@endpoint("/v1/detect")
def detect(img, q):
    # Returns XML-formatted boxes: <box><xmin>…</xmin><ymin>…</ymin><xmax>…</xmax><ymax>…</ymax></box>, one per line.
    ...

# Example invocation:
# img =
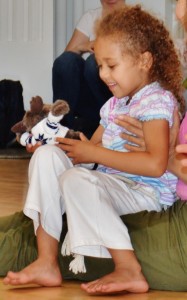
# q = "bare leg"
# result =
<box><xmin>81</xmin><ymin>249</ymin><xmax>149</xmax><ymax>295</ymax></box>
<box><xmin>3</xmin><ymin>225</ymin><xmax>62</xmax><ymax>286</ymax></box>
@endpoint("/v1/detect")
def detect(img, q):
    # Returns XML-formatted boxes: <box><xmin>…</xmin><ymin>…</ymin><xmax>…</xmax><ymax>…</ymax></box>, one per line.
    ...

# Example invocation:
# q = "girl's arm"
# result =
<box><xmin>92</xmin><ymin>119</ymin><xmax>169</xmax><ymax>177</ymax></box>
<box><xmin>115</xmin><ymin>112</ymin><xmax>187</xmax><ymax>182</ymax></box>
<box><xmin>65</xmin><ymin>29</ymin><xmax>94</xmax><ymax>54</ymax></box>
<box><xmin>57</xmin><ymin>119</ymin><xmax>169</xmax><ymax>177</ymax></box>
<box><xmin>90</xmin><ymin>125</ymin><xmax>104</xmax><ymax>146</ymax></box>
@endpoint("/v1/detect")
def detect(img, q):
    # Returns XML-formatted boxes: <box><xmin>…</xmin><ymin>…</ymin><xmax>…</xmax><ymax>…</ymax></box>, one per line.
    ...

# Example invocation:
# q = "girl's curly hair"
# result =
<box><xmin>95</xmin><ymin>5</ymin><xmax>185</xmax><ymax>114</ymax></box>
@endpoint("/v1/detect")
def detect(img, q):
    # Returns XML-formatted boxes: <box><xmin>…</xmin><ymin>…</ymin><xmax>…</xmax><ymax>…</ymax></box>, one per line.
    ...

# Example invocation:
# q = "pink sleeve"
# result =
<box><xmin>179</xmin><ymin>112</ymin><xmax>187</xmax><ymax>144</ymax></box>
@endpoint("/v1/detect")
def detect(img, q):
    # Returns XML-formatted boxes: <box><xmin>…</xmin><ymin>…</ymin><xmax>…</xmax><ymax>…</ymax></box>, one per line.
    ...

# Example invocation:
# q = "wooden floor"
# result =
<box><xmin>1</xmin><ymin>158</ymin><xmax>187</xmax><ymax>299</ymax></box>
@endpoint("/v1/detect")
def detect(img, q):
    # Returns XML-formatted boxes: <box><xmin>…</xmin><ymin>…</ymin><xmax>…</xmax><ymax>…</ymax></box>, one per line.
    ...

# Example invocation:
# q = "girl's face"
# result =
<box><xmin>94</xmin><ymin>36</ymin><xmax>150</xmax><ymax>99</ymax></box>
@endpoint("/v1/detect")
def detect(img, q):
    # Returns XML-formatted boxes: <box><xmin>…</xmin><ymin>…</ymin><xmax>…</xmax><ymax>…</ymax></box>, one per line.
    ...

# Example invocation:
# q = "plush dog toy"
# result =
<box><xmin>11</xmin><ymin>96</ymin><xmax>80</xmax><ymax>146</ymax></box>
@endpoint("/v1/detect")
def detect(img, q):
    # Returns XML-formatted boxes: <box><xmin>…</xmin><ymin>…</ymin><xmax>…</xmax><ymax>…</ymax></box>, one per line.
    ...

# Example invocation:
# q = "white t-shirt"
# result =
<box><xmin>76</xmin><ymin>7</ymin><xmax>102</xmax><ymax>41</ymax></box>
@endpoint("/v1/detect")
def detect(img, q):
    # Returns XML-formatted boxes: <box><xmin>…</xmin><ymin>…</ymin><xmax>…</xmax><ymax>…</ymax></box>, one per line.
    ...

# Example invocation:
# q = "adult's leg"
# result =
<box><xmin>75</xmin><ymin>54</ymin><xmax>112</xmax><ymax>138</ymax></box>
<box><xmin>59</xmin><ymin>168</ymin><xmax>161</xmax><ymax>294</ymax></box>
<box><xmin>52</xmin><ymin>51</ymin><xmax>85</xmax><ymax>128</ymax></box>
<box><xmin>3</xmin><ymin>145</ymin><xmax>73</xmax><ymax>286</ymax></box>
<box><xmin>52</xmin><ymin>51</ymin><xmax>98</xmax><ymax>137</ymax></box>
<box><xmin>84</xmin><ymin>54</ymin><xmax>112</xmax><ymax>109</ymax></box>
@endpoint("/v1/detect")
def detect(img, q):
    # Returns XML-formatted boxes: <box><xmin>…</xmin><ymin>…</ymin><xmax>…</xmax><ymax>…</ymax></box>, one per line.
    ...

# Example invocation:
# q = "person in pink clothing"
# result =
<box><xmin>172</xmin><ymin>0</ymin><xmax>187</xmax><ymax>200</ymax></box>
<box><xmin>176</xmin><ymin>113</ymin><xmax>187</xmax><ymax>199</ymax></box>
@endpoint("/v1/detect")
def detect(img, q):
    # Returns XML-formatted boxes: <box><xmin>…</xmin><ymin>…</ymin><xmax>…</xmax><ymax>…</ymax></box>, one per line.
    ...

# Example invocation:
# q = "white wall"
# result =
<box><xmin>0</xmin><ymin>0</ymin><xmax>54</xmax><ymax>109</ymax></box>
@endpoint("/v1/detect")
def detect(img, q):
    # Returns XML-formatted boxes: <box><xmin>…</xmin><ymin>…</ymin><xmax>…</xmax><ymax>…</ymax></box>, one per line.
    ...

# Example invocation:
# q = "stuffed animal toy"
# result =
<box><xmin>11</xmin><ymin>96</ymin><xmax>80</xmax><ymax>146</ymax></box>
<box><xmin>176</xmin><ymin>112</ymin><xmax>187</xmax><ymax>201</ymax></box>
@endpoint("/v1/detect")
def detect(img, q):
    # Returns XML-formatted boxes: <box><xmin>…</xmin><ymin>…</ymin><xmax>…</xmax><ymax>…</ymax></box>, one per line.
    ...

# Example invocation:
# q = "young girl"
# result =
<box><xmin>3</xmin><ymin>5</ymin><xmax>185</xmax><ymax>295</ymax></box>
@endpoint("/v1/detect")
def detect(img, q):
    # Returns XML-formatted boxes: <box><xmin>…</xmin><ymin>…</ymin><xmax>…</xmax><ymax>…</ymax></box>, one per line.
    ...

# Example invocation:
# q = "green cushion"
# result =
<box><xmin>1</xmin><ymin>201</ymin><xmax>187</xmax><ymax>291</ymax></box>
<box><xmin>122</xmin><ymin>201</ymin><xmax>187</xmax><ymax>291</ymax></box>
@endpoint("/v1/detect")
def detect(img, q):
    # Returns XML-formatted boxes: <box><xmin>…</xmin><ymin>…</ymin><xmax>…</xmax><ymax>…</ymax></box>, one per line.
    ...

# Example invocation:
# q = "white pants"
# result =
<box><xmin>24</xmin><ymin>145</ymin><xmax>162</xmax><ymax>259</ymax></box>
<box><xmin>24</xmin><ymin>145</ymin><xmax>73</xmax><ymax>240</ymax></box>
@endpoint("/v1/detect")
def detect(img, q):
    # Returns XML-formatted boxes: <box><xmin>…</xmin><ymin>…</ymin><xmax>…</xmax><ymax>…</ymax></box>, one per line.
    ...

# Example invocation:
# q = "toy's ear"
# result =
<box><xmin>11</xmin><ymin>121</ymin><xmax>27</xmax><ymax>133</ymax></box>
<box><xmin>30</xmin><ymin>96</ymin><xmax>43</xmax><ymax>114</ymax></box>
<box><xmin>42</xmin><ymin>104</ymin><xmax>52</xmax><ymax>116</ymax></box>
<box><xmin>52</xmin><ymin>99</ymin><xmax>70</xmax><ymax>116</ymax></box>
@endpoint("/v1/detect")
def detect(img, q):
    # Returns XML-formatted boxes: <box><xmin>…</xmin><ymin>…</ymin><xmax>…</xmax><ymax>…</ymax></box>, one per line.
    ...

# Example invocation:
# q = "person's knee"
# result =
<box><xmin>60</xmin><ymin>167</ymin><xmax>88</xmax><ymax>192</ymax></box>
<box><xmin>84</xmin><ymin>54</ymin><xmax>98</xmax><ymax>79</ymax></box>
<box><xmin>32</xmin><ymin>145</ymin><xmax>62</xmax><ymax>163</ymax></box>
<box><xmin>53</xmin><ymin>51</ymin><xmax>84</xmax><ymax>74</ymax></box>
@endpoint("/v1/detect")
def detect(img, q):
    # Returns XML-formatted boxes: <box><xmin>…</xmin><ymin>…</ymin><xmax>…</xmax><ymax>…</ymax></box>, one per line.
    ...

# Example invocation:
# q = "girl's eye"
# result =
<box><xmin>108</xmin><ymin>65</ymin><xmax>115</xmax><ymax>69</ymax></box>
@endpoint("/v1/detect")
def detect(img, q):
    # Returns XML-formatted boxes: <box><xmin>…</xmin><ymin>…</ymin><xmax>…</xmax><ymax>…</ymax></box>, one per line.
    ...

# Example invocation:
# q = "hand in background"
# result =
<box><xmin>114</xmin><ymin>115</ymin><xmax>145</xmax><ymax>152</ymax></box>
<box><xmin>115</xmin><ymin>109</ymin><xmax>180</xmax><ymax>168</ymax></box>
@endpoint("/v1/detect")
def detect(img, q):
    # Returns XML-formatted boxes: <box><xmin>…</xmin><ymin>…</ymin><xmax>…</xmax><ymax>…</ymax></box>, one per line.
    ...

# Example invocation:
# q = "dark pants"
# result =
<box><xmin>52</xmin><ymin>51</ymin><xmax>112</xmax><ymax>138</ymax></box>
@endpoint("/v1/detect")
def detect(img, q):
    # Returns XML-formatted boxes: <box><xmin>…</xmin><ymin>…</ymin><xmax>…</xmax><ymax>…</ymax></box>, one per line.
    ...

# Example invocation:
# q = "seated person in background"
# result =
<box><xmin>52</xmin><ymin>0</ymin><xmax>125</xmax><ymax>138</ymax></box>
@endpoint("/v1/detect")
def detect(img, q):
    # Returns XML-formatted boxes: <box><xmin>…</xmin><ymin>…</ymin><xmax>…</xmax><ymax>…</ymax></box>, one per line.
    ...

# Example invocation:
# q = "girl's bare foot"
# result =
<box><xmin>81</xmin><ymin>267</ymin><xmax>149</xmax><ymax>295</ymax></box>
<box><xmin>3</xmin><ymin>258</ymin><xmax>62</xmax><ymax>286</ymax></box>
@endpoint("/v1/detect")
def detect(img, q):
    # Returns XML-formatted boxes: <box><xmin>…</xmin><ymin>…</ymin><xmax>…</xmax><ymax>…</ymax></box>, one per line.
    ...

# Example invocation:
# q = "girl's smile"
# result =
<box><xmin>107</xmin><ymin>82</ymin><xmax>117</xmax><ymax>91</ymax></box>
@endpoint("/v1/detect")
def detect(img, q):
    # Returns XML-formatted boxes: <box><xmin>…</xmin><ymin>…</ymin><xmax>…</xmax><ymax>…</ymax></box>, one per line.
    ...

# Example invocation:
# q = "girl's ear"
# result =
<box><xmin>140</xmin><ymin>51</ymin><xmax>153</xmax><ymax>71</ymax></box>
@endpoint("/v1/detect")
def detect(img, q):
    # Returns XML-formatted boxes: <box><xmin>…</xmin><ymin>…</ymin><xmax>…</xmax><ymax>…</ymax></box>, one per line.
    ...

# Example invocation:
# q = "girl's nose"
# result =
<box><xmin>99</xmin><ymin>67</ymin><xmax>108</xmax><ymax>82</ymax></box>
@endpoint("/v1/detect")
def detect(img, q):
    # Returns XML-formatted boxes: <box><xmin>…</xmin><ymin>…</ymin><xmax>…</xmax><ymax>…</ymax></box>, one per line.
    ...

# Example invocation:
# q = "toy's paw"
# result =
<box><xmin>20</xmin><ymin>132</ymin><xmax>37</xmax><ymax>147</ymax></box>
<box><xmin>11</xmin><ymin>121</ymin><xmax>27</xmax><ymax>134</ymax></box>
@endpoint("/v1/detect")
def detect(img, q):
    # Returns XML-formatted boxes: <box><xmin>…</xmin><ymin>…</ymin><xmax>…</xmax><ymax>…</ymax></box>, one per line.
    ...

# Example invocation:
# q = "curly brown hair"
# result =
<box><xmin>95</xmin><ymin>5</ymin><xmax>185</xmax><ymax>114</ymax></box>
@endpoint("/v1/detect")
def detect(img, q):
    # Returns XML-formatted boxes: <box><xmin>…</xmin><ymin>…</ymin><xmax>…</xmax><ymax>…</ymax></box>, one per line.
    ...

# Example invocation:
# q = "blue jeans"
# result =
<box><xmin>52</xmin><ymin>51</ymin><xmax>112</xmax><ymax>137</ymax></box>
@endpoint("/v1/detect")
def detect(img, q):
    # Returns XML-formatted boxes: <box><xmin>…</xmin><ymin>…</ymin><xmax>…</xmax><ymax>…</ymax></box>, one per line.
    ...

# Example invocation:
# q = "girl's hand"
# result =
<box><xmin>114</xmin><ymin>115</ymin><xmax>146</xmax><ymax>151</ymax></box>
<box><xmin>56</xmin><ymin>134</ymin><xmax>95</xmax><ymax>165</ymax></box>
<box><xmin>26</xmin><ymin>142</ymin><xmax>42</xmax><ymax>153</ymax></box>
